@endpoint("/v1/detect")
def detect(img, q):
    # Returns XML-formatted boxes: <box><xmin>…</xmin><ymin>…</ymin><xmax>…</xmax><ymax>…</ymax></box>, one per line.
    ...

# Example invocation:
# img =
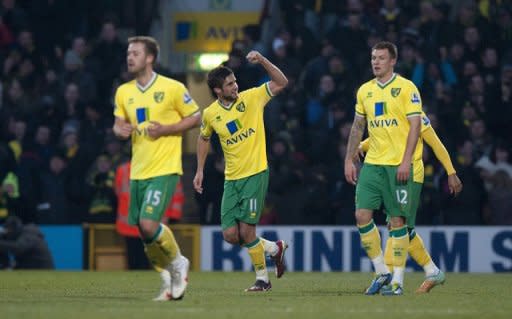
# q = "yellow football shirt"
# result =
<box><xmin>114</xmin><ymin>73</ymin><xmax>199</xmax><ymax>179</ymax></box>
<box><xmin>200</xmin><ymin>82</ymin><xmax>273</xmax><ymax>180</ymax></box>
<box><xmin>360</xmin><ymin>111</ymin><xmax>431</xmax><ymax>182</ymax></box>
<box><xmin>355</xmin><ymin>73</ymin><xmax>423</xmax><ymax>166</ymax></box>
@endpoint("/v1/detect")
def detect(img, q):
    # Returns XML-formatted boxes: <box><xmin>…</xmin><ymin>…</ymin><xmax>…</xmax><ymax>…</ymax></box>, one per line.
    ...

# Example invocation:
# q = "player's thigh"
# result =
<box><xmin>221</xmin><ymin>180</ymin><xmax>241</xmax><ymax>230</ymax></box>
<box><xmin>406</xmin><ymin>182</ymin><xmax>423</xmax><ymax>227</ymax></box>
<box><xmin>382</xmin><ymin>165</ymin><xmax>414</xmax><ymax>219</ymax></box>
<box><xmin>356</xmin><ymin>164</ymin><xmax>385</xmax><ymax>211</ymax></box>
<box><xmin>236</xmin><ymin>169</ymin><xmax>269</xmax><ymax>226</ymax></box>
<box><xmin>138</xmin><ymin>174</ymin><xmax>179</xmax><ymax>223</ymax></box>
<box><xmin>128</xmin><ymin>179</ymin><xmax>144</xmax><ymax>225</ymax></box>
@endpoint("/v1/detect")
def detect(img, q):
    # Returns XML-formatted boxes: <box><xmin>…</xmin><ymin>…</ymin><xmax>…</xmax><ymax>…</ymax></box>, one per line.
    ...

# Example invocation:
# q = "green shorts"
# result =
<box><xmin>128</xmin><ymin>174</ymin><xmax>179</xmax><ymax>225</ymax></box>
<box><xmin>220</xmin><ymin>169</ymin><xmax>269</xmax><ymax>230</ymax></box>
<box><xmin>356</xmin><ymin>163</ymin><xmax>420</xmax><ymax>221</ymax></box>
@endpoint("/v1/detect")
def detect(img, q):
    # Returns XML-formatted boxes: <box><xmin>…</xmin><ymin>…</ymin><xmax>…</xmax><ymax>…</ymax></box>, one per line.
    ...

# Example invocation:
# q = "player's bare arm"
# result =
<box><xmin>397</xmin><ymin>115</ymin><xmax>421</xmax><ymax>183</ymax></box>
<box><xmin>344</xmin><ymin>115</ymin><xmax>366</xmax><ymax>185</ymax></box>
<box><xmin>147</xmin><ymin>112</ymin><xmax>201</xmax><ymax>139</ymax></box>
<box><xmin>193</xmin><ymin>135</ymin><xmax>211</xmax><ymax>194</ymax></box>
<box><xmin>113</xmin><ymin>117</ymin><xmax>133</xmax><ymax>139</ymax></box>
<box><xmin>246</xmin><ymin>50</ymin><xmax>288</xmax><ymax>96</ymax></box>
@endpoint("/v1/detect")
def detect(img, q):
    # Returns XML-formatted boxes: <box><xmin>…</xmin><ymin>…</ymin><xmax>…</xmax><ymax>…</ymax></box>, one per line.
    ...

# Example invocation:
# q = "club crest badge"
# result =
<box><xmin>154</xmin><ymin>91</ymin><xmax>164</xmax><ymax>103</ymax></box>
<box><xmin>236</xmin><ymin>102</ymin><xmax>246</xmax><ymax>112</ymax></box>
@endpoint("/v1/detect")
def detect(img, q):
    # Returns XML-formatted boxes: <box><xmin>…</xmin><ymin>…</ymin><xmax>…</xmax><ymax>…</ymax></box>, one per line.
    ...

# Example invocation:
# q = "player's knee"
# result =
<box><xmin>222</xmin><ymin>229</ymin><xmax>239</xmax><ymax>245</ymax></box>
<box><xmin>139</xmin><ymin>220</ymin><xmax>160</xmax><ymax>240</ymax></box>
<box><xmin>389</xmin><ymin>216</ymin><xmax>406</xmax><ymax>228</ymax></box>
<box><xmin>355</xmin><ymin>209</ymin><xmax>373</xmax><ymax>225</ymax></box>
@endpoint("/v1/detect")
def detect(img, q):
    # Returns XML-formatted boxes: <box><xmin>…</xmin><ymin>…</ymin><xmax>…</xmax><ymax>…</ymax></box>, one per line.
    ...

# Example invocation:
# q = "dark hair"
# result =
<box><xmin>490</xmin><ymin>140</ymin><xmax>511</xmax><ymax>164</ymax></box>
<box><xmin>372</xmin><ymin>41</ymin><xmax>398</xmax><ymax>59</ymax></box>
<box><xmin>207</xmin><ymin>66</ymin><xmax>234</xmax><ymax>96</ymax></box>
<box><xmin>128</xmin><ymin>36</ymin><xmax>159</xmax><ymax>63</ymax></box>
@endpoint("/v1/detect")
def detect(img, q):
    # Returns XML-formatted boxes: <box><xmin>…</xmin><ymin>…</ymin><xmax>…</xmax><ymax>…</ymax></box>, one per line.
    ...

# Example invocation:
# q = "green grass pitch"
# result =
<box><xmin>1</xmin><ymin>271</ymin><xmax>511</xmax><ymax>318</ymax></box>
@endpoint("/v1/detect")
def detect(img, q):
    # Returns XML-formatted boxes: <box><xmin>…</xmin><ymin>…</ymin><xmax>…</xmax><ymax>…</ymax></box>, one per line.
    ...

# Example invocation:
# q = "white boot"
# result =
<box><xmin>152</xmin><ymin>270</ymin><xmax>172</xmax><ymax>301</ymax></box>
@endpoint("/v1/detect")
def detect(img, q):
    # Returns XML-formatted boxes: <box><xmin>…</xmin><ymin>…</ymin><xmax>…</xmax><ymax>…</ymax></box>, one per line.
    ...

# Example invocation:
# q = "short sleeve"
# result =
<box><xmin>355</xmin><ymin>87</ymin><xmax>366</xmax><ymax>117</ymax></box>
<box><xmin>114</xmin><ymin>87</ymin><xmax>127</xmax><ymax>119</ymax></box>
<box><xmin>244</xmin><ymin>82</ymin><xmax>272</xmax><ymax>108</ymax></box>
<box><xmin>199</xmin><ymin>111</ymin><xmax>213</xmax><ymax>138</ymax></box>
<box><xmin>405</xmin><ymin>83</ymin><xmax>422</xmax><ymax>117</ymax></box>
<box><xmin>175</xmin><ymin>84</ymin><xmax>200</xmax><ymax>118</ymax></box>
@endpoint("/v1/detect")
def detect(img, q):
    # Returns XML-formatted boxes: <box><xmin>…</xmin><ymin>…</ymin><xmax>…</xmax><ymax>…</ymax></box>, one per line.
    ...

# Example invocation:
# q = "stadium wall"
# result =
<box><xmin>40</xmin><ymin>226</ymin><xmax>83</xmax><ymax>270</ymax></box>
<box><xmin>201</xmin><ymin>226</ymin><xmax>512</xmax><ymax>273</ymax></box>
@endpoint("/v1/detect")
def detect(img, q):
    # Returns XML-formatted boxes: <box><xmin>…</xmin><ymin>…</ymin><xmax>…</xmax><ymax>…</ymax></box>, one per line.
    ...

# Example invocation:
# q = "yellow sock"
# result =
<box><xmin>143</xmin><ymin>224</ymin><xmax>180</xmax><ymax>271</ymax></box>
<box><xmin>408</xmin><ymin>232</ymin><xmax>432</xmax><ymax>267</ymax></box>
<box><xmin>144</xmin><ymin>241</ymin><xmax>169</xmax><ymax>272</ymax></box>
<box><xmin>391</xmin><ymin>226</ymin><xmax>409</xmax><ymax>268</ymax></box>
<box><xmin>157</xmin><ymin>224</ymin><xmax>180</xmax><ymax>262</ymax></box>
<box><xmin>359</xmin><ymin>220</ymin><xmax>389</xmax><ymax>274</ymax></box>
<box><xmin>384</xmin><ymin>236</ymin><xmax>393</xmax><ymax>272</ymax></box>
<box><xmin>358</xmin><ymin>220</ymin><xmax>382</xmax><ymax>259</ymax></box>
<box><xmin>245</xmin><ymin>238</ymin><xmax>268</xmax><ymax>282</ymax></box>
<box><xmin>390</xmin><ymin>226</ymin><xmax>409</xmax><ymax>285</ymax></box>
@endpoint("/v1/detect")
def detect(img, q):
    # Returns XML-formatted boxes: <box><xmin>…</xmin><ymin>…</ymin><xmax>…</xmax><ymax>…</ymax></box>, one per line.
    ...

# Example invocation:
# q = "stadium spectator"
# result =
<box><xmin>36</xmin><ymin>152</ymin><xmax>76</xmax><ymax>224</ymax></box>
<box><xmin>0</xmin><ymin>215</ymin><xmax>54</xmax><ymax>269</ymax></box>
<box><xmin>85</xmin><ymin>154</ymin><xmax>116</xmax><ymax>224</ymax></box>
<box><xmin>484</xmin><ymin>170</ymin><xmax>512</xmax><ymax>225</ymax></box>
<box><xmin>92</xmin><ymin>20</ymin><xmax>124</xmax><ymax>100</ymax></box>
<box><xmin>442</xmin><ymin>140</ymin><xmax>486</xmax><ymax>225</ymax></box>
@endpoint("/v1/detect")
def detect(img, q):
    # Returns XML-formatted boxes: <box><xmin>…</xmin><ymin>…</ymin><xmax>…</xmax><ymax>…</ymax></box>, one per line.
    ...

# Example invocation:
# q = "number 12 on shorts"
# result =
<box><xmin>396</xmin><ymin>189</ymin><xmax>408</xmax><ymax>204</ymax></box>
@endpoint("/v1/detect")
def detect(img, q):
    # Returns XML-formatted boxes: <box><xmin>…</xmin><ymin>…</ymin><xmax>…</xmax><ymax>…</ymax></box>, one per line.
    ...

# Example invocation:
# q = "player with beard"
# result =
<box><xmin>113</xmin><ymin>36</ymin><xmax>200</xmax><ymax>301</ymax></box>
<box><xmin>193</xmin><ymin>52</ymin><xmax>288</xmax><ymax>292</ymax></box>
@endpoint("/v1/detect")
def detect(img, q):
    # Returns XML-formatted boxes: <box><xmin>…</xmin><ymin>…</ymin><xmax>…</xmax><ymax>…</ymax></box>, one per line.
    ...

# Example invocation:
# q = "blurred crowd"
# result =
<box><xmin>198</xmin><ymin>0</ymin><xmax>512</xmax><ymax>226</ymax></box>
<box><xmin>0</xmin><ymin>0</ymin><xmax>161</xmax><ymax>225</ymax></box>
<box><xmin>1</xmin><ymin>0</ymin><xmax>511</xmax><ymax>228</ymax></box>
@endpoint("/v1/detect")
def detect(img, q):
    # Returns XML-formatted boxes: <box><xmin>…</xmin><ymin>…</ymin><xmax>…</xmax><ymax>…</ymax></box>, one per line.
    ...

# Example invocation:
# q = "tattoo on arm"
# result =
<box><xmin>345</xmin><ymin>116</ymin><xmax>366</xmax><ymax>162</ymax></box>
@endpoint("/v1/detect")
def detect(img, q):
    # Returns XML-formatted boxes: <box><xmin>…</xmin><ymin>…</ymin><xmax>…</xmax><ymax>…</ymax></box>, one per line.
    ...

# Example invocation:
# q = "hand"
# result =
<box><xmin>447</xmin><ymin>174</ymin><xmax>463</xmax><ymax>196</ymax></box>
<box><xmin>193</xmin><ymin>171</ymin><xmax>204</xmax><ymax>194</ymax></box>
<box><xmin>357</xmin><ymin>144</ymin><xmax>365</xmax><ymax>160</ymax></box>
<box><xmin>397</xmin><ymin>161</ymin><xmax>411</xmax><ymax>184</ymax></box>
<box><xmin>246</xmin><ymin>50</ymin><xmax>264</xmax><ymax>64</ymax></box>
<box><xmin>114</xmin><ymin>121</ymin><xmax>133</xmax><ymax>139</ymax></box>
<box><xmin>344</xmin><ymin>160</ymin><xmax>358</xmax><ymax>185</ymax></box>
<box><xmin>147</xmin><ymin>121</ymin><xmax>166</xmax><ymax>139</ymax></box>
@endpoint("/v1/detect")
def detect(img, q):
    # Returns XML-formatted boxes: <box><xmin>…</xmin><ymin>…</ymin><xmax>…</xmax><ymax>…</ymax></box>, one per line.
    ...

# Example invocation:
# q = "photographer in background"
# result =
<box><xmin>0</xmin><ymin>216</ymin><xmax>54</xmax><ymax>269</ymax></box>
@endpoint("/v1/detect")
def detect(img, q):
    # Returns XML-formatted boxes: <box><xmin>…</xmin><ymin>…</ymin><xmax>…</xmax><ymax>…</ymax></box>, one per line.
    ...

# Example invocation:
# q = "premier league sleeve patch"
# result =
<box><xmin>411</xmin><ymin>92</ymin><xmax>421</xmax><ymax>104</ymax></box>
<box><xmin>184</xmin><ymin>92</ymin><xmax>193</xmax><ymax>104</ymax></box>
<box><xmin>422</xmin><ymin>115</ymin><xmax>431</xmax><ymax>126</ymax></box>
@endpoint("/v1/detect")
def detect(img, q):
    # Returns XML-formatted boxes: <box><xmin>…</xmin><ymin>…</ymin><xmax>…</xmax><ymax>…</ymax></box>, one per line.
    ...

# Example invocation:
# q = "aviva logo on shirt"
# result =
<box><xmin>374</xmin><ymin>102</ymin><xmax>387</xmax><ymax>117</ymax></box>
<box><xmin>136</xmin><ymin>107</ymin><xmax>150</xmax><ymax>124</ymax></box>
<box><xmin>225</xmin><ymin>119</ymin><xmax>255</xmax><ymax>145</ymax></box>
<box><xmin>370</xmin><ymin>102</ymin><xmax>398</xmax><ymax>128</ymax></box>
<box><xmin>226</xmin><ymin>119</ymin><xmax>242</xmax><ymax>135</ymax></box>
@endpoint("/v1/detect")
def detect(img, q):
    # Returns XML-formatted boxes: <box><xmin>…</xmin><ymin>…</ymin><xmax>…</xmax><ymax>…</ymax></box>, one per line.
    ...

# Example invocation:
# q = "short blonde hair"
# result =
<box><xmin>128</xmin><ymin>36</ymin><xmax>160</xmax><ymax>63</ymax></box>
